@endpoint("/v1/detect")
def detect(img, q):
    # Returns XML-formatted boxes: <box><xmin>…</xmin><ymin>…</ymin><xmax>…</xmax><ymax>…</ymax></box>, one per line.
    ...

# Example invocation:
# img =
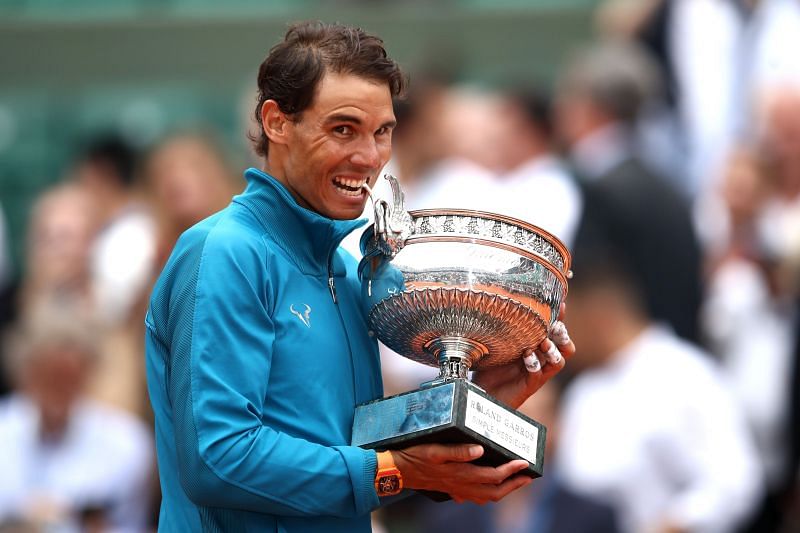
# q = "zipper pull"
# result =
<box><xmin>328</xmin><ymin>276</ymin><xmax>338</xmax><ymax>304</ymax></box>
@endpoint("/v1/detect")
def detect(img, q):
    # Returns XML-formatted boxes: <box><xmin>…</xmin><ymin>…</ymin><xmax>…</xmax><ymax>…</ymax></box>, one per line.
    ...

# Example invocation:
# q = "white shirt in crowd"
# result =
<box><xmin>410</xmin><ymin>155</ymin><xmax>581</xmax><ymax>247</ymax></box>
<box><xmin>0</xmin><ymin>394</ymin><xmax>154</xmax><ymax>532</ymax></box>
<box><xmin>556</xmin><ymin>325</ymin><xmax>763</xmax><ymax>533</ymax></box>
<box><xmin>489</xmin><ymin>155</ymin><xmax>582</xmax><ymax>248</ymax></box>
<box><xmin>90</xmin><ymin>204</ymin><xmax>156</xmax><ymax>326</ymax></box>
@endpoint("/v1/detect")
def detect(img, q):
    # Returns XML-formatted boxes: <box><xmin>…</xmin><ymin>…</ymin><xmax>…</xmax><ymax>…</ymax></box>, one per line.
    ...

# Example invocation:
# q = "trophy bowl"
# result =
<box><xmin>360</xmin><ymin>208</ymin><xmax>572</xmax><ymax>377</ymax></box>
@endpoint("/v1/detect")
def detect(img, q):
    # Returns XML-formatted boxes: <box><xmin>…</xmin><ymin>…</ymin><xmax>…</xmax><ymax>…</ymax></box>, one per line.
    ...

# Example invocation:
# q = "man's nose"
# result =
<box><xmin>350</xmin><ymin>137</ymin><xmax>382</xmax><ymax>168</ymax></box>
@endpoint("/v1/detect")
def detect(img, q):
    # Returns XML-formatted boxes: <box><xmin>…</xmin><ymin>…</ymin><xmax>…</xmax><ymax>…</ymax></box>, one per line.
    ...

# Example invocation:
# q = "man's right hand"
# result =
<box><xmin>388</xmin><ymin>444</ymin><xmax>532</xmax><ymax>504</ymax></box>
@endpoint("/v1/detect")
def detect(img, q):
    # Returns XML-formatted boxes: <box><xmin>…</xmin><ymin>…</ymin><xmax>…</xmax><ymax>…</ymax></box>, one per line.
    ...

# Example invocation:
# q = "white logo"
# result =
<box><xmin>289</xmin><ymin>304</ymin><xmax>312</xmax><ymax>328</ymax></box>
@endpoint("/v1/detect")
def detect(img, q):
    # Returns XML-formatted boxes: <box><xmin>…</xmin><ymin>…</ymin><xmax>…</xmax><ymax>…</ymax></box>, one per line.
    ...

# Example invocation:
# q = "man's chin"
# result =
<box><xmin>329</xmin><ymin>210</ymin><xmax>366</xmax><ymax>221</ymax></box>
<box><xmin>327</xmin><ymin>199</ymin><xmax>369</xmax><ymax>221</ymax></box>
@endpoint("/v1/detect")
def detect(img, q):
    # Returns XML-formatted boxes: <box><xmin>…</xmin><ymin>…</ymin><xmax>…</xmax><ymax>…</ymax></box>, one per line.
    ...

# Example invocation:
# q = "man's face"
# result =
<box><xmin>558</xmin><ymin>289</ymin><xmax>609</xmax><ymax>372</ymax></box>
<box><xmin>277</xmin><ymin>72</ymin><xmax>396</xmax><ymax>220</ymax></box>
<box><xmin>22</xmin><ymin>345</ymin><xmax>90</xmax><ymax>436</ymax></box>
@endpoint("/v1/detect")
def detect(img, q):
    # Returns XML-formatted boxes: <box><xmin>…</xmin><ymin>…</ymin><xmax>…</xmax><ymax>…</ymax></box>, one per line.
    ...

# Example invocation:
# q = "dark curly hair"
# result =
<box><xmin>249</xmin><ymin>20</ymin><xmax>407</xmax><ymax>157</ymax></box>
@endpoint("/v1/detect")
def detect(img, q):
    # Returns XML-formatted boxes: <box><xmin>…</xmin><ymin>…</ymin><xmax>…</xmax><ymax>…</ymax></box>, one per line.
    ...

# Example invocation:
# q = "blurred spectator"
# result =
<box><xmin>72</xmin><ymin>135</ymin><xmax>156</xmax><ymax>327</ymax></box>
<box><xmin>556</xmin><ymin>41</ymin><xmax>704</xmax><ymax>344</ymax></box>
<box><xmin>386</xmin><ymin>79</ymin><xmax>451</xmax><ymax>197</ymax></box>
<box><xmin>597</xmin><ymin>0</ymin><xmax>747</xmax><ymax>196</ymax></box>
<box><xmin>754</xmin><ymin>86</ymin><xmax>800</xmax><ymax>280</ymax></box>
<box><xmin>0</xmin><ymin>305</ymin><xmax>153</xmax><ymax>532</ymax></box>
<box><xmin>699</xmin><ymin>93</ymin><xmax>800</xmax><ymax>532</ymax></box>
<box><xmin>695</xmin><ymin>146</ymin><xmax>774</xmax><ymax>264</ymax></box>
<box><xmin>556</xmin><ymin>251</ymin><xmax>762</xmax><ymax>533</ymax></box>
<box><xmin>143</xmin><ymin>132</ymin><xmax>243</xmax><ymax>268</ymax></box>
<box><xmin>697</xmin><ymin>77</ymin><xmax>800</xmax><ymax>533</ymax></box>
<box><xmin>485</xmin><ymin>89</ymin><xmax>582</xmax><ymax>247</ymax></box>
<box><xmin>18</xmin><ymin>184</ymin><xmax>97</xmax><ymax>321</ymax></box>
<box><xmin>406</xmin><ymin>85</ymin><xmax>506</xmax><ymax>211</ymax></box>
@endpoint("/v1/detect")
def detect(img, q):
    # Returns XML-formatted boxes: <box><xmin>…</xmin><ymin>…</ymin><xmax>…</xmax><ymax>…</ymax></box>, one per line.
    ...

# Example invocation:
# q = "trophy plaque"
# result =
<box><xmin>352</xmin><ymin>176</ymin><xmax>572</xmax><ymax>495</ymax></box>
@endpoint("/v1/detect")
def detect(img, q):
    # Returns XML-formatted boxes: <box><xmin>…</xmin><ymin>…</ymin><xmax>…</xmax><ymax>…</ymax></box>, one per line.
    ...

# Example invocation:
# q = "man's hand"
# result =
<box><xmin>472</xmin><ymin>303</ymin><xmax>575</xmax><ymax>408</ymax></box>
<box><xmin>390</xmin><ymin>444</ymin><xmax>532</xmax><ymax>504</ymax></box>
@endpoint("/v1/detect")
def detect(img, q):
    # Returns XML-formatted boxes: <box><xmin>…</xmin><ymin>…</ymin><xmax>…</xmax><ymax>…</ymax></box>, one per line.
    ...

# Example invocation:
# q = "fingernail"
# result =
<box><xmin>523</xmin><ymin>352</ymin><xmax>542</xmax><ymax>373</ymax></box>
<box><xmin>469</xmin><ymin>445</ymin><xmax>484</xmax><ymax>458</ymax></box>
<box><xmin>550</xmin><ymin>321</ymin><xmax>571</xmax><ymax>346</ymax></box>
<box><xmin>544</xmin><ymin>341</ymin><xmax>562</xmax><ymax>365</ymax></box>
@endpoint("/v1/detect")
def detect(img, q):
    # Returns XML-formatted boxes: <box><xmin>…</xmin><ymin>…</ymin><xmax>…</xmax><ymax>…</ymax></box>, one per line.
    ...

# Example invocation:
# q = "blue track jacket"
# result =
<box><xmin>145</xmin><ymin>168</ymin><xmax>384</xmax><ymax>532</ymax></box>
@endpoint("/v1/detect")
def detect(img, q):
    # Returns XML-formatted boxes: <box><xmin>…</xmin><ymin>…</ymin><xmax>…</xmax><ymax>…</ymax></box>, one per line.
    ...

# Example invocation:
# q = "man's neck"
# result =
<box><xmin>603</xmin><ymin>318</ymin><xmax>650</xmax><ymax>365</ymax></box>
<box><xmin>94</xmin><ymin>189</ymin><xmax>130</xmax><ymax>226</ymax></box>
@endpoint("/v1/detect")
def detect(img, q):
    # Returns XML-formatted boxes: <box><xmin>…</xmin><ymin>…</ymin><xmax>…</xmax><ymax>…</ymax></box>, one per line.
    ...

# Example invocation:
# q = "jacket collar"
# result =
<box><xmin>233</xmin><ymin>168</ymin><xmax>366</xmax><ymax>274</ymax></box>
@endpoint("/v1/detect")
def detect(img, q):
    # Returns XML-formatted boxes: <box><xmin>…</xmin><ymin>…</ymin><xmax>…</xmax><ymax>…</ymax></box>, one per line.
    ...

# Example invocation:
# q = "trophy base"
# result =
<box><xmin>352</xmin><ymin>379</ymin><xmax>546</xmax><ymax>501</ymax></box>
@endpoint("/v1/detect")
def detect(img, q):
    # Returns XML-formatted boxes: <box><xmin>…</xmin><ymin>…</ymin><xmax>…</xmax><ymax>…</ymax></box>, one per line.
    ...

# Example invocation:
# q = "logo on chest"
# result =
<box><xmin>289</xmin><ymin>303</ymin><xmax>312</xmax><ymax>328</ymax></box>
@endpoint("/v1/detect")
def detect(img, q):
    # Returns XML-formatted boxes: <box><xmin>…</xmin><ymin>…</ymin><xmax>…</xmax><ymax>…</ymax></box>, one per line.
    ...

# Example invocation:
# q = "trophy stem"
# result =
<box><xmin>425</xmin><ymin>337</ymin><xmax>488</xmax><ymax>380</ymax></box>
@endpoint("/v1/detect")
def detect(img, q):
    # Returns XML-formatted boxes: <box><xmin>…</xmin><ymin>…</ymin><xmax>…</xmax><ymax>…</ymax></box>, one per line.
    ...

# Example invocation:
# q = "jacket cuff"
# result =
<box><xmin>337</xmin><ymin>446</ymin><xmax>380</xmax><ymax>516</ymax></box>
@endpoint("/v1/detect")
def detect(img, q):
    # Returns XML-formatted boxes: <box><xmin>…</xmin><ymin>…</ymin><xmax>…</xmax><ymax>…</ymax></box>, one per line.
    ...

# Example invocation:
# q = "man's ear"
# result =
<box><xmin>261</xmin><ymin>100</ymin><xmax>291</xmax><ymax>146</ymax></box>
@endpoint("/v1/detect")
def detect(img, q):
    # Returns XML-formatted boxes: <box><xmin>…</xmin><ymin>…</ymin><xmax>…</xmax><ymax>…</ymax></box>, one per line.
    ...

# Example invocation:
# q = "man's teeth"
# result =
<box><xmin>333</xmin><ymin>177</ymin><xmax>367</xmax><ymax>196</ymax></box>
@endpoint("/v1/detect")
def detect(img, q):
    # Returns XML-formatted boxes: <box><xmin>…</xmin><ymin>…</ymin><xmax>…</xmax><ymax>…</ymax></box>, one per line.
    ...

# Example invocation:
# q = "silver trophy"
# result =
<box><xmin>351</xmin><ymin>175</ymin><xmax>572</xmax><ymax>493</ymax></box>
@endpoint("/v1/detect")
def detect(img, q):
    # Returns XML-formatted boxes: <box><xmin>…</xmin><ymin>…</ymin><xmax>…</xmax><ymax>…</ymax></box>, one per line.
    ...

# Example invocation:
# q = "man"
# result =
<box><xmin>555</xmin><ymin>250</ymin><xmax>761</xmax><ymax>533</ymax></box>
<box><xmin>0</xmin><ymin>306</ymin><xmax>153</xmax><ymax>531</ymax></box>
<box><xmin>145</xmin><ymin>21</ymin><xmax>573</xmax><ymax>532</ymax></box>
<box><xmin>73</xmin><ymin>135</ymin><xmax>157</xmax><ymax>326</ymax></box>
<box><xmin>489</xmin><ymin>89</ymin><xmax>582</xmax><ymax>247</ymax></box>
<box><xmin>555</xmin><ymin>41</ymin><xmax>703</xmax><ymax>344</ymax></box>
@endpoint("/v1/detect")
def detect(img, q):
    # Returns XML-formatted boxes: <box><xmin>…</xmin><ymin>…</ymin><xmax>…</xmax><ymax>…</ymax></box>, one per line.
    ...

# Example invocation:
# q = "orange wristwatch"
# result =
<box><xmin>374</xmin><ymin>451</ymin><xmax>403</xmax><ymax>497</ymax></box>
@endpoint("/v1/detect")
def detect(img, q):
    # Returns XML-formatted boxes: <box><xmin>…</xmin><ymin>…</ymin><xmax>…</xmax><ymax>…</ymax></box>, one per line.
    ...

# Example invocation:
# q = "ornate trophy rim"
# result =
<box><xmin>407</xmin><ymin>208</ymin><xmax>572</xmax><ymax>276</ymax></box>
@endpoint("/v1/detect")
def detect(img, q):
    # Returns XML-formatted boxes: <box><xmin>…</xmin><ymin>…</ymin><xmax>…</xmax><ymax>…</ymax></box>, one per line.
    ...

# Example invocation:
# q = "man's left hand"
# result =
<box><xmin>472</xmin><ymin>303</ymin><xmax>575</xmax><ymax>408</ymax></box>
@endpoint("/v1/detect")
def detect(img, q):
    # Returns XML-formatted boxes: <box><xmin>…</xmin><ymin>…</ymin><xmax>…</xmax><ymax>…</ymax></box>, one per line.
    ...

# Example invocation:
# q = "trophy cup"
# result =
<box><xmin>351</xmin><ymin>175</ymin><xmax>572</xmax><ymax>493</ymax></box>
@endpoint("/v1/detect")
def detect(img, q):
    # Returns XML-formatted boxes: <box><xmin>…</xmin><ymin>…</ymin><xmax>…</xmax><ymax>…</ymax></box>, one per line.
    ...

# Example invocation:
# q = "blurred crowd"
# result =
<box><xmin>0</xmin><ymin>132</ymin><xmax>243</xmax><ymax>531</ymax></box>
<box><xmin>1</xmin><ymin>0</ymin><xmax>800</xmax><ymax>531</ymax></box>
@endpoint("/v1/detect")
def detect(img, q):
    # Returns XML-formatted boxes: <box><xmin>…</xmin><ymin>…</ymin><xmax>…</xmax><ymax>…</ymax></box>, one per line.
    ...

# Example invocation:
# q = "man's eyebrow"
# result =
<box><xmin>325</xmin><ymin>114</ymin><xmax>397</xmax><ymax>130</ymax></box>
<box><xmin>325</xmin><ymin>113</ymin><xmax>362</xmax><ymax>125</ymax></box>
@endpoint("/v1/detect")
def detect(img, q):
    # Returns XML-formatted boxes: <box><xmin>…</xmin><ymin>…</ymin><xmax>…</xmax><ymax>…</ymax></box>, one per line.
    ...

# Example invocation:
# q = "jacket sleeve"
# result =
<box><xmin>167</xmin><ymin>228</ymin><xmax>380</xmax><ymax>518</ymax></box>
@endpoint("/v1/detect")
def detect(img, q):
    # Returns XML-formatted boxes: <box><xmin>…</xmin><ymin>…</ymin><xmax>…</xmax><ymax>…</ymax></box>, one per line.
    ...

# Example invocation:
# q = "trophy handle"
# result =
<box><xmin>367</xmin><ymin>174</ymin><xmax>414</xmax><ymax>258</ymax></box>
<box><xmin>358</xmin><ymin>175</ymin><xmax>413</xmax><ymax>286</ymax></box>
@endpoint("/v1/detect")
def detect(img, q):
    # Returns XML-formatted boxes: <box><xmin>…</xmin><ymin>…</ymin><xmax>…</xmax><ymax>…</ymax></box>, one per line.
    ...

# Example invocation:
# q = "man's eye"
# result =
<box><xmin>376</xmin><ymin>127</ymin><xmax>390</xmax><ymax>136</ymax></box>
<box><xmin>333</xmin><ymin>125</ymin><xmax>353</xmax><ymax>135</ymax></box>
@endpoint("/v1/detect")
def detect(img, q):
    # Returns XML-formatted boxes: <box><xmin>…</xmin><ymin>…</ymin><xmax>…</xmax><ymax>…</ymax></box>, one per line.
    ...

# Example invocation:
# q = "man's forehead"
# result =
<box><xmin>312</xmin><ymin>72</ymin><xmax>394</xmax><ymax>119</ymax></box>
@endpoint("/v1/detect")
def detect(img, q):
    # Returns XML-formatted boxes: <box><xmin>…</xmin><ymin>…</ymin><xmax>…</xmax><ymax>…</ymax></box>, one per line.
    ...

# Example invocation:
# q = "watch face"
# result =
<box><xmin>378</xmin><ymin>475</ymin><xmax>400</xmax><ymax>494</ymax></box>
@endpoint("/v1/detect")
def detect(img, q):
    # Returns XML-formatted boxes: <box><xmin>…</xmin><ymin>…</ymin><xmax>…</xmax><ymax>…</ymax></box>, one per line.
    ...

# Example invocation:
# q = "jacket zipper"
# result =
<box><xmin>328</xmin><ymin>274</ymin><xmax>338</xmax><ymax>304</ymax></box>
<box><xmin>327</xmin><ymin>238</ymin><xmax>338</xmax><ymax>304</ymax></box>
<box><xmin>328</xmin><ymin>249</ymin><xmax>358</xmax><ymax>399</ymax></box>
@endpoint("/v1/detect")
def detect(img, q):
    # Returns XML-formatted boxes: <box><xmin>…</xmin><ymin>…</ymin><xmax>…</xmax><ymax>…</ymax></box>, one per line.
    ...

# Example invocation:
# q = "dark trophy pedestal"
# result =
<box><xmin>352</xmin><ymin>378</ymin><xmax>546</xmax><ymax>500</ymax></box>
